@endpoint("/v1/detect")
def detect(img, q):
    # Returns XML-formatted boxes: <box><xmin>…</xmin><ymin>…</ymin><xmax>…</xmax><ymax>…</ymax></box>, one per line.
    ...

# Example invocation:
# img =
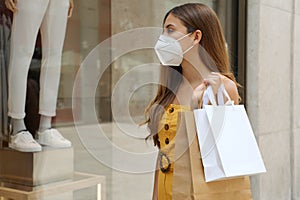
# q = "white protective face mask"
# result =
<box><xmin>154</xmin><ymin>33</ymin><xmax>195</xmax><ymax>66</ymax></box>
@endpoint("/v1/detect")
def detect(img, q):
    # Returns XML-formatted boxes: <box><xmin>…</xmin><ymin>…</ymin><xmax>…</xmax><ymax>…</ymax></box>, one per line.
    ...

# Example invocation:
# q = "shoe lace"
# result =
<box><xmin>51</xmin><ymin>129</ymin><xmax>65</xmax><ymax>140</ymax></box>
<box><xmin>20</xmin><ymin>132</ymin><xmax>35</xmax><ymax>143</ymax></box>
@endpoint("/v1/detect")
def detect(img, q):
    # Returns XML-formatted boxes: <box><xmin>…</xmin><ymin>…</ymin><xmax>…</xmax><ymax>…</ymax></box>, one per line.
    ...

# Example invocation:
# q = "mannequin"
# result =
<box><xmin>5</xmin><ymin>0</ymin><xmax>74</xmax><ymax>152</ymax></box>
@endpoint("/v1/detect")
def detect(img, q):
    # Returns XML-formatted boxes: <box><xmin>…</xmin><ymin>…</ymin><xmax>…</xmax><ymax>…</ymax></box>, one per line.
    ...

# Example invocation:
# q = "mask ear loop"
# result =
<box><xmin>177</xmin><ymin>32</ymin><xmax>196</xmax><ymax>55</ymax></box>
<box><xmin>183</xmin><ymin>43</ymin><xmax>195</xmax><ymax>54</ymax></box>
<box><xmin>177</xmin><ymin>32</ymin><xmax>192</xmax><ymax>41</ymax></box>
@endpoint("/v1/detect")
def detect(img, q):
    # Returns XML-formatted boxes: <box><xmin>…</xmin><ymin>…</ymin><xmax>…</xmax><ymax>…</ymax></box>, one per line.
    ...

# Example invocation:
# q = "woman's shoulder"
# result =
<box><xmin>222</xmin><ymin>76</ymin><xmax>239</xmax><ymax>104</ymax></box>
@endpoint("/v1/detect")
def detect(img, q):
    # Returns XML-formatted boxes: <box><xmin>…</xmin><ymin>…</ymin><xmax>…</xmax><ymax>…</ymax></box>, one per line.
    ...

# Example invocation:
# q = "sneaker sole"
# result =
<box><xmin>37</xmin><ymin>139</ymin><xmax>72</xmax><ymax>148</ymax></box>
<box><xmin>9</xmin><ymin>143</ymin><xmax>42</xmax><ymax>152</ymax></box>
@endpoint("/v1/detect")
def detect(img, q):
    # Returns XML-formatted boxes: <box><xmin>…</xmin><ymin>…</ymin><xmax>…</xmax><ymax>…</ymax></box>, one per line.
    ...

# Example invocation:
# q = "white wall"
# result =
<box><xmin>247</xmin><ymin>0</ymin><xmax>300</xmax><ymax>199</ymax></box>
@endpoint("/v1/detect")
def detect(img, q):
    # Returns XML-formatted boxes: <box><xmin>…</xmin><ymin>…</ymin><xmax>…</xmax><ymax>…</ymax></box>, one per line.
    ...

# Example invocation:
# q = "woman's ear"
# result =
<box><xmin>193</xmin><ymin>30</ymin><xmax>202</xmax><ymax>44</ymax></box>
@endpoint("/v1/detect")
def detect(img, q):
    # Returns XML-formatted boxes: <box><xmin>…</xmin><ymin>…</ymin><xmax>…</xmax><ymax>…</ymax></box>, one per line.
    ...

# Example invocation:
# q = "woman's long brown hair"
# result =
<box><xmin>144</xmin><ymin>3</ymin><xmax>238</xmax><ymax>148</ymax></box>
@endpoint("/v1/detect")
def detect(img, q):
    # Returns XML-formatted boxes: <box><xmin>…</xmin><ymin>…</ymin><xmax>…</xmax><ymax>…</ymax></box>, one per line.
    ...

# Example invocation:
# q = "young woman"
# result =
<box><xmin>145</xmin><ymin>3</ymin><xmax>240</xmax><ymax>200</ymax></box>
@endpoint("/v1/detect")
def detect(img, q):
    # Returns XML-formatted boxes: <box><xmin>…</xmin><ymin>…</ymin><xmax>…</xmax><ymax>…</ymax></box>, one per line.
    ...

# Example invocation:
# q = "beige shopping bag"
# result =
<box><xmin>172</xmin><ymin>111</ymin><xmax>252</xmax><ymax>200</ymax></box>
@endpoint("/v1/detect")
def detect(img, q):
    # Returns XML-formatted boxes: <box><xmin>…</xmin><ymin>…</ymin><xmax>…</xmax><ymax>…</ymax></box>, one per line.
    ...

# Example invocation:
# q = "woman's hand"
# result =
<box><xmin>204</xmin><ymin>72</ymin><xmax>240</xmax><ymax>105</ymax></box>
<box><xmin>68</xmin><ymin>0</ymin><xmax>74</xmax><ymax>18</ymax></box>
<box><xmin>5</xmin><ymin>0</ymin><xmax>18</xmax><ymax>13</ymax></box>
<box><xmin>203</xmin><ymin>72</ymin><xmax>224</xmax><ymax>95</ymax></box>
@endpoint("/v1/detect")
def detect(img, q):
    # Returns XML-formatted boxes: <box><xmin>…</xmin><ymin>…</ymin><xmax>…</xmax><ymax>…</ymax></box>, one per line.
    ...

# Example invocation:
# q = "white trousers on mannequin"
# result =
<box><xmin>8</xmin><ymin>0</ymin><xmax>69</xmax><ymax>119</ymax></box>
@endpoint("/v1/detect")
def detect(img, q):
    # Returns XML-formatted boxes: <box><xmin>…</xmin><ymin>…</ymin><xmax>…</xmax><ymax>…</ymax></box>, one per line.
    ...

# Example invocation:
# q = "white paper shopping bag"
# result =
<box><xmin>194</xmin><ymin>85</ymin><xmax>266</xmax><ymax>182</ymax></box>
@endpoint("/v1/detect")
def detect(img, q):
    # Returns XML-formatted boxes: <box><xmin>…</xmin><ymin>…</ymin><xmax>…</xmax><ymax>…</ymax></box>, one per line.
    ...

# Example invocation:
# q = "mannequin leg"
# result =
<box><xmin>38</xmin><ymin>115</ymin><xmax>52</xmax><ymax>132</ymax></box>
<box><xmin>8</xmin><ymin>0</ymin><xmax>49</xmax><ymax>120</ymax></box>
<box><xmin>36</xmin><ymin>0</ymin><xmax>71</xmax><ymax>148</ymax></box>
<box><xmin>11</xmin><ymin>118</ymin><xmax>26</xmax><ymax>135</ymax></box>
<box><xmin>39</xmin><ymin>0</ymin><xmax>69</xmax><ymax>117</ymax></box>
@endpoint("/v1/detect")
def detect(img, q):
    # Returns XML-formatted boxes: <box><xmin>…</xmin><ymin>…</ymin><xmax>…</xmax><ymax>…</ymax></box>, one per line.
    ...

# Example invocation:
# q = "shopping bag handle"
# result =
<box><xmin>197</xmin><ymin>85</ymin><xmax>234</xmax><ymax>159</ymax></box>
<box><xmin>202</xmin><ymin>84</ymin><xmax>233</xmax><ymax>106</ymax></box>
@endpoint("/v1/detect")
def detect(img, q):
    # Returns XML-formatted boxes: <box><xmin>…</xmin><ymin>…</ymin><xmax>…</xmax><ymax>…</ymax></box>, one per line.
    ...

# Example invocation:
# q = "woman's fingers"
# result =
<box><xmin>194</xmin><ymin>83</ymin><xmax>206</xmax><ymax>92</ymax></box>
<box><xmin>11</xmin><ymin>0</ymin><xmax>17</xmax><ymax>12</ymax></box>
<box><xmin>68</xmin><ymin>0</ymin><xmax>74</xmax><ymax>18</ymax></box>
<box><xmin>5</xmin><ymin>0</ymin><xmax>13</xmax><ymax>12</ymax></box>
<box><xmin>5</xmin><ymin>0</ymin><xmax>18</xmax><ymax>13</ymax></box>
<box><xmin>203</xmin><ymin>72</ymin><xmax>223</xmax><ymax>94</ymax></box>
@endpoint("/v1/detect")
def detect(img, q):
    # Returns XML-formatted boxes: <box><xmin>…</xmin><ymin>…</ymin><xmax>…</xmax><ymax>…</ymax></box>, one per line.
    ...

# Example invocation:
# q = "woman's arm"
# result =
<box><xmin>152</xmin><ymin>170</ymin><xmax>159</xmax><ymax>200</ymax></box>
<box><xmin>222</xmin><ymin>77</ymin><xmax>239</xmax><ymax>105</ymax></box>
<box><xmin>152</xmin><ymin>152</ymin><xmax>159</xmax><ymax>200</ymax></box>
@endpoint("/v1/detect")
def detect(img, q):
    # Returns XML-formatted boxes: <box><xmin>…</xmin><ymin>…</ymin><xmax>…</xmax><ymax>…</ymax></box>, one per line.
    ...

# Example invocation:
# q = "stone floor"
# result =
<box><xmin>58</xmin><ymin>123</ymin><xmax>157</xmax><ymax>200</ymax></box>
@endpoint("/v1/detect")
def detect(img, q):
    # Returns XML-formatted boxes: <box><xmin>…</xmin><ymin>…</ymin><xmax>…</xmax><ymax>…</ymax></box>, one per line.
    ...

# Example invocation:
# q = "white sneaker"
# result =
<box><xmin>37</xmin><ymin>129</ymin><xmax>72</xmax><ymax>148</ymax></box>
<box><xmin>9</xmin><ymin>131</ymin><xmax>42</xmax><ymax>152</ymax></box>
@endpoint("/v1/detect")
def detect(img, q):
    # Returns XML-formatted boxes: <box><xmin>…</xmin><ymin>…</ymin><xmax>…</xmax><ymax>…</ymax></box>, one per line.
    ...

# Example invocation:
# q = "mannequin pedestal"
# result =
<box><xmin>0</xmin><ymin>172</ymin><xmax>105</xmax><ymax>200</ymax></box>
<box><xmin>0</xmin><ymin>147</ymin><xmax>73</xmax><ymax>186</ymax></box>
<box><xmin>0</xmin><ymin>147</ymin><xmax>106</xmax><ymax>199</ymax></box>
<box><xmin>0</xmin><ymin>135</ymin><xmax>8</xmax><ymax>149</ymax></box>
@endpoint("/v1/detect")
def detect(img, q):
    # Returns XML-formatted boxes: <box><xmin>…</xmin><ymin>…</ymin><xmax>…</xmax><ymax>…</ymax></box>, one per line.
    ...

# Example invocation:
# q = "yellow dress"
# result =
<box><xmin>157</xmin><ymin>104</ymin><xmax>190</xmax><ymax>200</ymax></box>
